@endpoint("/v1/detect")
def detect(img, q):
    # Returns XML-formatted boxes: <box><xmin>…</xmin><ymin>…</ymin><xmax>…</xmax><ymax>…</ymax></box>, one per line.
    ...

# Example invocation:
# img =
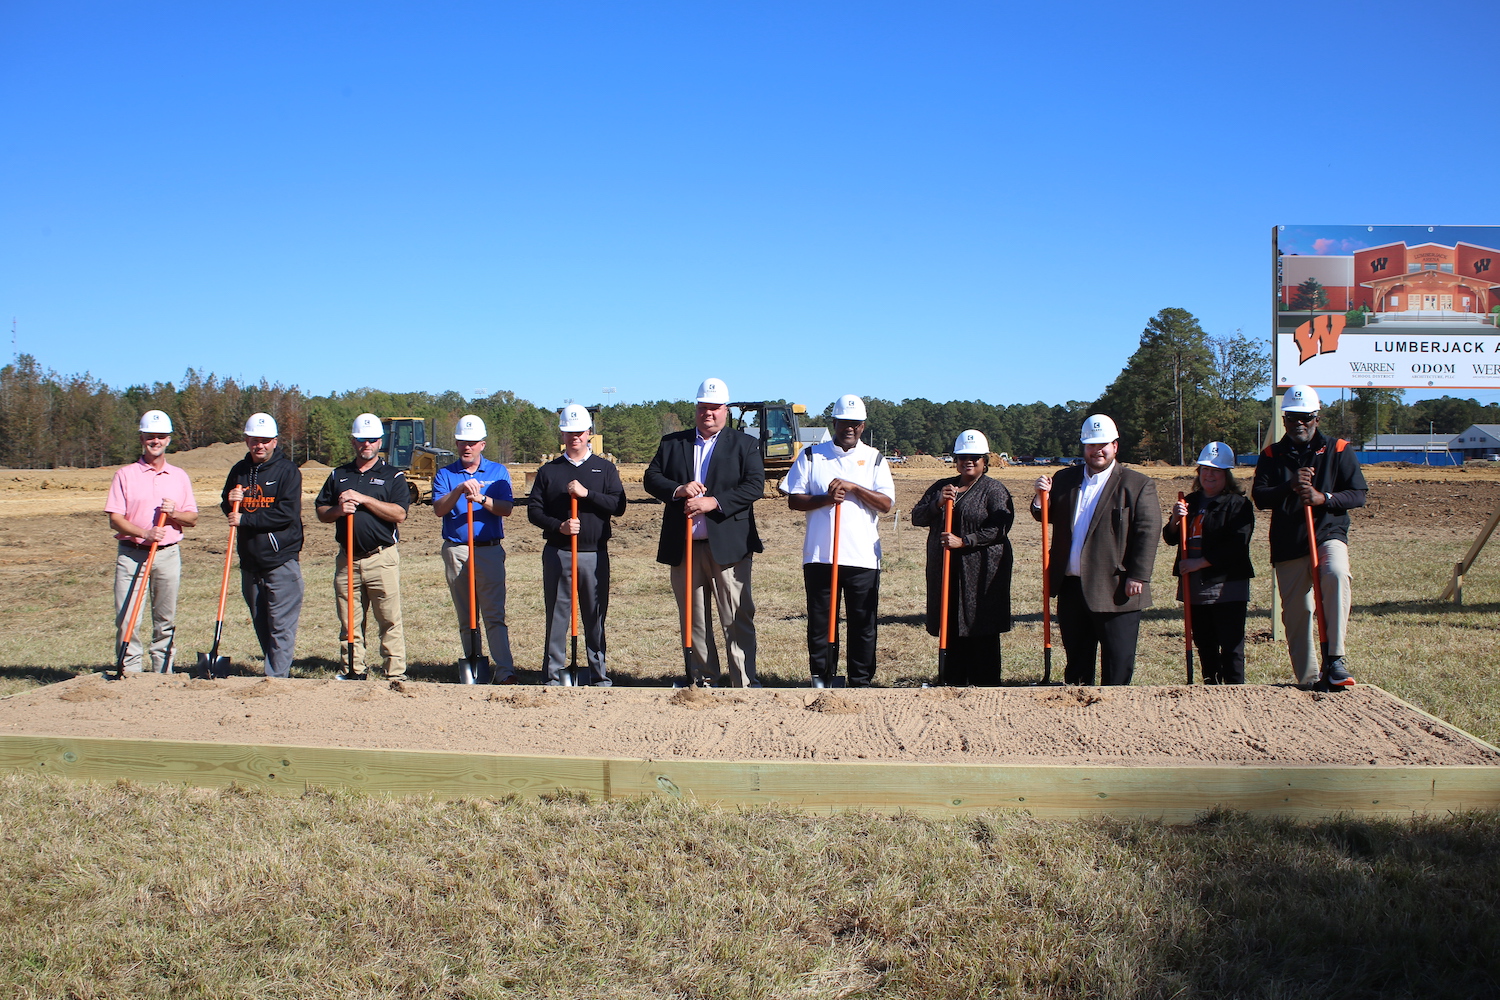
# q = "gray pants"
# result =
<box><xmin>241</xmin><ymin>560</ymin><xmax>304</xmax><ymax>678</ymax></box>
<box><xmin>441</xmin><ymin>541</ymin><xmax>515</xmax><ymax>675</ymax></box>
<box><xmin>114</xmin><ymin>543</ymin><xmax>181</xmax><ymax>673</ymax></box>
<box><xmin>541</xmin><ymin>545</ymin><xmax>611</xmax><ymax>685</ymax></box>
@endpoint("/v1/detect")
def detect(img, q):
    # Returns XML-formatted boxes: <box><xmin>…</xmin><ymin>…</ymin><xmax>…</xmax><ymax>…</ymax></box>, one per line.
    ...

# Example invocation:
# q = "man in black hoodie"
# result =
<box><xmin>221</xmin><ymin>412</ymin><xmax>304</xmax><ymax>677</ymax></box>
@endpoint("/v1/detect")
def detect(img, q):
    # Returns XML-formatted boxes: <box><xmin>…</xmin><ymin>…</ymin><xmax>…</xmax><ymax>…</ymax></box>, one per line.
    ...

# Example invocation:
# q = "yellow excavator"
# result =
<box><xmin>380</xmin><ymin>417</ymin><xmax>454</xmax><ymax>505</ymax></box>
<box><xmin>729</xmin><ymin>401</ymin><xmax>808</xmax><ymax>493</ymax></box>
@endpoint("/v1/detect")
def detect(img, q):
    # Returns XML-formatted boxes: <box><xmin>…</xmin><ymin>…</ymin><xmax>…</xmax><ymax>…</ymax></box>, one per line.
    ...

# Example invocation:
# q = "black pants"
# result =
<box><xmin>804</xmin><ymin>563</ymin><xmax>879</xmax><ymax>686</ymax></box>
<box><xmin>1056</xmin><ymin>576</ymin><xmax>1140</xmax><ymax>685</ymax></box>
<box><xmin>942</xmin><ymin>634</ymin><xmax>1001</xmax><ymax>686</ymax></box>
<box><xmin>1190</xmin><ymin>600</ymin><xmax>1246</xmax><ymax>684</ymax></box>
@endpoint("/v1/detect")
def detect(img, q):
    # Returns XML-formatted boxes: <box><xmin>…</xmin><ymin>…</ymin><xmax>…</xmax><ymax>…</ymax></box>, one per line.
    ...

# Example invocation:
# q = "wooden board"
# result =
<box><xmin>3</xmin><ymin>732</ymin><xmax>1498</xmax><ymax>822</ymax></box>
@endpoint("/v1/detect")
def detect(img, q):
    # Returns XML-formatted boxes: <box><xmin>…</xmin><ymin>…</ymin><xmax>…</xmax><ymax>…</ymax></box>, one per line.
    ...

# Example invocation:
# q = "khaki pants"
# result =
<box><xmin>114</xmin><ymin>543</ymin><xmax>181</xmax><ymax>673</ymax></box>
<box><xmin>333</xmin><ymin>545</ymin><xmax>405</xmax><ymax>679</ymax></box>
<box><xmin>1274</xmin><ymin>540</ymin><xmax>1352</xmax><ymax>685</ymax></box>
<box><xmin>441</xmin><ymin>541</ymin><xmax>514</xmax><ymax>675</ymax></box>
<box><xmin>670</xmin><ymin>549</ymin><xmax>757</xmax><ymax>687</ymax></box>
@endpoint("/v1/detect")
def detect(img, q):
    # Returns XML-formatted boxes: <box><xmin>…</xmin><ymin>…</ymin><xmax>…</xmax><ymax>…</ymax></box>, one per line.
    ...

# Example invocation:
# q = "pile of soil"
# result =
<box><xmin>4</xmin><ymin>674</ymin><xmax>1494</xmax><ymax>767</ymax></box>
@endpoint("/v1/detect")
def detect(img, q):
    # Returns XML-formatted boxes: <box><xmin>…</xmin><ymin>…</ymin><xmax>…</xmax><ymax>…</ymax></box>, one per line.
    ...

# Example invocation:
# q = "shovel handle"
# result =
<box><xmin>827</xmin><ymin>501</ymin><xmax>841</xmax><ymax>645</ymax></box>
<box><xmin>1304</xmin><ymin>500</ymin><xmax>1328</xmax><ymax>646</ymax></box>
<box><xmin>683</xmin><ymin>512</ymin><xmax>693</xmax><ymax>650</ymax></box>
<box><xmin>119</xmin><ymin>509</ymin><xmax>168</xmax><ymax>659</ymax></box>
<box><xmin>345</xmin><ymin>513</ymin><xmax>356</xmax><ymax>646</ymax></box>
<box><xmin>1040</xmin><ymin>489</ymin><xmax>1051</xmax><ymax>653</ymax></box>
<box><xmin>1178</xmin><ymin>491</ymin><xmax>1194</xmax><ymax>683</ymax></box>
<box><xmin>216</xmin><ymin>501</ymin><xmax>239</xmax><ymax>626</ymax></box>
<box><xmin>570</xmin><ymin>497</ymin><xmax>579</xmax><ymax>639</ymax></box>
<box><xmin>466</xmin><ymin>502</ymin><xmax>478</xmax><ymax>631</ymax></box>
<box><xmin>938</xmin><ymin>497</ymin><xmax>953</xmax><ymax>653</ymax></box>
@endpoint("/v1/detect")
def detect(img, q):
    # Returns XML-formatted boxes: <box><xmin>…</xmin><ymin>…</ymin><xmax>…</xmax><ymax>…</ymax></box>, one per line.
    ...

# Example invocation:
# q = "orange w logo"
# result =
<box><xmin>1293</xmin><ymin>314</ymin><xmax>1345</xmax><ymax>364</ymax></box>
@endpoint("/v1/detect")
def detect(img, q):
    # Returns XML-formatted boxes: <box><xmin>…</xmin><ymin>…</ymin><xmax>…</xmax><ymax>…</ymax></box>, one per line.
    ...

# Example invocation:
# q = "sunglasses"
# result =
<box><xmin>354</xmin><ymin>437</ymin><xmax>382</xmax><ymax>444</ymax></box>
<box><xmin>1284</xmin><ymin>412</ymin><xmax>1318</xmax><ymax>423</ymax></box>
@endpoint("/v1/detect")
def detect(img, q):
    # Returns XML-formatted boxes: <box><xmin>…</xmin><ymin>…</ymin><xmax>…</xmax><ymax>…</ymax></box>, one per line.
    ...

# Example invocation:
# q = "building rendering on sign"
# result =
<box><xmin>1281</xmin><ymin>241</ymin><xmax>1500</xmax><ymax>318</ymax></box>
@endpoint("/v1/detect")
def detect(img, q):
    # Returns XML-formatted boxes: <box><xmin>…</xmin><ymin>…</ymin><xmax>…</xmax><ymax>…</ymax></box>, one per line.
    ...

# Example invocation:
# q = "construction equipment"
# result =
<box><xmin>379</xmin><ymin>417</ymin><xmax>455</xmax><ymax>506</ymax></box>
<box><xmin>729</xmin><ymin>401</ymin><xmax>807</xmax><ymax>492</ymax></box>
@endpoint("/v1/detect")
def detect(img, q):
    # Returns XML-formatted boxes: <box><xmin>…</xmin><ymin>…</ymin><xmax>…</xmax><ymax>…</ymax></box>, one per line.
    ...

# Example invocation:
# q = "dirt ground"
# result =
<box><xmin>4</xmin><ymin>452</ymin><xmax>1500</xmax><ymax>768</ymax></box>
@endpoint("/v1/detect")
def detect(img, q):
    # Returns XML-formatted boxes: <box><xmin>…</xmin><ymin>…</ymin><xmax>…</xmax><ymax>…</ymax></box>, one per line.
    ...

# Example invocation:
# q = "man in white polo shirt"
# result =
<box><xmin>105</xmin><ymin>409</ymin><xmax>199</xmax><ymax>673</ymax></box>
<box><xmin>783</xmin><ymin>394</ymin><xmax>895</xmax><ymax>687</ymax></box>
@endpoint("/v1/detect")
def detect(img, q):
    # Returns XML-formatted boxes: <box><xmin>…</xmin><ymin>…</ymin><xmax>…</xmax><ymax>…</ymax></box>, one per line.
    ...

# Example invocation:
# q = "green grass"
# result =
<box><xmin>0</xmin><ymin>777</ymin><xmax>1496</xmax><ymax>999</ymax></box>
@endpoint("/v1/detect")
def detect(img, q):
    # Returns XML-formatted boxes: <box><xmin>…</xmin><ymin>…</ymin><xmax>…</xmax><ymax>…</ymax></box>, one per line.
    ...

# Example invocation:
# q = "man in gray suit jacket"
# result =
<box><xmin>1030</xmin><ymin>414</ymin><xmax>1160</xmax><ymax>685</ymax></box>
<box><xmin>644</xmin><ymin>377</ymin><xmax>765</xmax><ymax>687</ymax></box>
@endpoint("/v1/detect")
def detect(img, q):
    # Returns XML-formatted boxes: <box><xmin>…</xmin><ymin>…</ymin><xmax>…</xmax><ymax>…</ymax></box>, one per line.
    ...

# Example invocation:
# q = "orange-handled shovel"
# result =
<box><xmin>681</xmin><ymin>512</ymin><xmax>695</xmax><ymax>686</ymax></box>
<box><xmin>1178</xmin><ymin>491</ymin><xmax>1194</xmax><ymax>684</ymax></box>
<box><xmin>937</xmin><ymin>497</ymin><xmax>953</xmax><ymax>685</ymax></box>
<box><xmin>568</xmin><ymin>495</ymin><xmax>583</xmax><ymax>687</ymax></box>
<box><xmin>197</xmin><ymin>500</ymin><xmax>238</xmax><ymax>679</ymax></box>
<box><xmin>459</xmin><ymin>501</ymin><xmax>488</xmax><ymax>684</ymax></box>
<box><xmin>1304</xmin><ymin>501</ymin><xmax>1329</xmax><ymax>664</ymax></box>
<box><xmin>113</xmin><ymin>509</ymin><xmax>167</xmax><ymax>680</ymax></box>
<box><xmin>1040</xmin><ymin>489</ymin><xmax>1053</xmax><ymax>684</ymax></box>
<box><xmin>342</xmin><ymin>512</ymin><xmax>360</xmax><ymax>679</ymax></box>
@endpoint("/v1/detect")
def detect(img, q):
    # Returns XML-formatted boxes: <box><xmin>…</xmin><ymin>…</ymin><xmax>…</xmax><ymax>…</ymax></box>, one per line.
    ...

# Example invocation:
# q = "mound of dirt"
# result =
<box><xmin>300</xmin><ymin>460</ymin><xmax>330</xmax><ymax>470</ymax></box>
<box><xmin>170</xmin><ymin>442</ymin><xmax>245</xmax><ymax>469</ymax></box>
<box><xmin>902</xmin><ymin>455</ymin><xmax>947</xmax><ymax>469</ymax></box>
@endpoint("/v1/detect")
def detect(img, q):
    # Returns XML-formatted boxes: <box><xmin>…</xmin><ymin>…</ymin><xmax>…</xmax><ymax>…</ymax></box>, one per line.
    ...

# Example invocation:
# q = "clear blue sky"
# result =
<box><xmin>4</xmin><ymin>1</ymin><xmax>1498</xmax><ymax>414</ymax></box>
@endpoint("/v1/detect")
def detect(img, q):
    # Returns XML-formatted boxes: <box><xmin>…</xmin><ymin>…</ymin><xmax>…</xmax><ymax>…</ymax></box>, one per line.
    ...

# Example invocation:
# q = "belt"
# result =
<box><xmin>352</xmin><ymin>543</ymin><xmax>394</xmax><ymax>561</ymax></box>
<box><xmin>119</xmin><ymin>540</ymin><xmax>177</xmax><ymax>551</ymax></box>
<box><xmin>445</xmin><ymin>538</ymin><xmax>503</xmax><ymax>548</ymax></box>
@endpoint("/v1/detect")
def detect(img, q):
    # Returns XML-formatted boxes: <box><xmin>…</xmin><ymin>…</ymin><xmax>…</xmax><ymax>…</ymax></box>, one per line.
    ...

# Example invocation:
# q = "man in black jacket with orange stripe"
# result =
<box><xmin>1252</xmin><ymin>385</ymin><xmax>1367</xmax><ymax>690</ymax></box>
<box><xmin>221</xmin><ymin>412</ymin><xmax>304</xmax><ymax>677</ymax></box>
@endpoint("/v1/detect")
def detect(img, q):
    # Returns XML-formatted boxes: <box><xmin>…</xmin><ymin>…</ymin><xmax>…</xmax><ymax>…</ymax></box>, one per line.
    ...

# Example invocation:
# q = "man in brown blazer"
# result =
<box><xmin>1030</xmin><ymin>414</ymin><xmax>1160</xmax><ymax>685</ymax></box>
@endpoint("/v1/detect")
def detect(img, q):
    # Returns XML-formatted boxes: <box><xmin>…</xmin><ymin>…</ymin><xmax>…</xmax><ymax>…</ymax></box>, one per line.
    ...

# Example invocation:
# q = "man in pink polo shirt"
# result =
<box><xmin>105</xmin><ymin>410</ymin><xmax>199</xmax><ymax>673</ymax></box>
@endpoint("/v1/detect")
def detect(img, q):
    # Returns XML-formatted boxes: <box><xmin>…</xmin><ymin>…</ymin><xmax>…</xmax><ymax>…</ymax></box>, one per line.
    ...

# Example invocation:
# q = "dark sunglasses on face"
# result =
<box><xmin>1284</xmin><ymin>412</ymin><xmax>1318</xmax><ymax>423</ymax></box>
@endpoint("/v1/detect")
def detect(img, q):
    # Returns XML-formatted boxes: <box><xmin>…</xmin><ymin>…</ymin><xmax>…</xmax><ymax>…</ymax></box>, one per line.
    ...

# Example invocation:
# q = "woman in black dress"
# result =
<box><xmin>910</xmin><ymin>429</ymin><xmax>1014</xmax><ymax>685</ymax></box>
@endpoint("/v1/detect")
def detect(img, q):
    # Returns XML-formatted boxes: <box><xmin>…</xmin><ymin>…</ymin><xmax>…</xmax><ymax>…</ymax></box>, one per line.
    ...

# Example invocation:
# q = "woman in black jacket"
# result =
<box><xmin>911</xmin><ymin>430</ymin><xmax>1014</xmax><ymax>685</ymax></box>
<box><xmin>1163</xmin><ymin>442</ymin><xmax>1255</xmax><ymax>684</ymax></box>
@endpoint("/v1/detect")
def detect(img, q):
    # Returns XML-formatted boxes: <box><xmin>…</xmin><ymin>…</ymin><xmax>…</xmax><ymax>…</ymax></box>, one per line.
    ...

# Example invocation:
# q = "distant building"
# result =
<box><xmin>1360</xmin><ymin>433</ymin><xmax>1456</xmax><ymax>454</ymax></box>
<box><xmin>1449</xmin><ymin>425</ymin><xmax>1500</xmax><ymax>460</ymax></box>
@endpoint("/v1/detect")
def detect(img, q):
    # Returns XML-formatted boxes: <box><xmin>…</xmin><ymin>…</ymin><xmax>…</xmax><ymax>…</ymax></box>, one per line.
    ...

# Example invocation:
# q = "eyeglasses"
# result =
<box><xmin>1284</xmin><ymin>412</ymin><xmax>1318</xmax><ymax>423</ymax></box>
<box><xmin>354</xmin><ymin>437</ymin><xmax>382</xmax><ymax>444</ymax></box>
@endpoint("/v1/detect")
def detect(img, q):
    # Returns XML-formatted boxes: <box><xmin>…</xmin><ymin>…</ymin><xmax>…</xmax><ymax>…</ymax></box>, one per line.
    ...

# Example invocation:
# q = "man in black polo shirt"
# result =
<box><xmin>528</xmin><ymin>403</ymin><xmax>627</xmax><ymax>685</ymax></box>
<box><xmin>315</xmin><ymin>412</ymin><xmax>411</xmax><ymax>682</ymax></box>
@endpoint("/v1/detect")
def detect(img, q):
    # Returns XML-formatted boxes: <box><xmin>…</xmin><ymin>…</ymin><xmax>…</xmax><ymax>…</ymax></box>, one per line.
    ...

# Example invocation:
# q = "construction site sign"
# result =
<box><xmin>1274</xmin><ymin>225</ymin><xmax>1500</xmax><ymax>390</ymax></box>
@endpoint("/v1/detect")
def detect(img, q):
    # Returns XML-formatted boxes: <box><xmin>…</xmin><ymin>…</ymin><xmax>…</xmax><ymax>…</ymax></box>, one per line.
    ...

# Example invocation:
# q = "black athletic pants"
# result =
<box><xmin>1056</xmin><ymin>576</ymin><xmax>1140</xmax><ymax>686</ymax></box>
<box><xmin>804</xmin><ymin>563</ymin><xmax>879</xmax><ymax>686</ymax></box>
<box><xmin>1189</xmin><ymin>600</ymin><xmax>1246</xmax><ymax>684</ymax></box>
<box><xmin>941</xmin><ymin>634</ymin><xmax>1001</xmax><ymax>687</ymax></box>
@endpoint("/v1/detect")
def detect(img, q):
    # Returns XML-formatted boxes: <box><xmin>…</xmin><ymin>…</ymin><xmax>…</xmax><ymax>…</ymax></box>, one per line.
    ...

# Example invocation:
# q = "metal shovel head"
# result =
<box><xmin>570</xmin><ymin>668</ymin><xmax>588</xmax><ymax>687</ymax></box>
<box><xmin>196</xmin><ymin>652</ymin><xmax>232</xmax><ymax>679</ymax></box>
<box><xmin>459</xmin><ymin>655</ymin><xmax>487</xmax><ymax>685</ymax></box>
<box><xmin>560</xmin><ymin>670</ymin><xmax>575</xmax><ymax>687</ymax></box>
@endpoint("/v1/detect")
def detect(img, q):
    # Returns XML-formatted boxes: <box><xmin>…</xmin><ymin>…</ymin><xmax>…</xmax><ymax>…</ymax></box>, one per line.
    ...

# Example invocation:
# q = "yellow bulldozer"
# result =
<box><xmin>379</xmin><ymin>417</ymin><xmax>455</xmax><ymax>505</ymax></box>
<box><xmin>729</xmin><ymin>401</ymin><xmax>809</xmax><ymax>493</ymax></box>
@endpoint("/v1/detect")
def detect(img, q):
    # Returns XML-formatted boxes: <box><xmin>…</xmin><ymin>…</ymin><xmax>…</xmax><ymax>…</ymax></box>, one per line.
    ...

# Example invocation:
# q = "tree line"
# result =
<box><xmin>7</xmin><ymin>307</ymin><xmax>1500</xmax><ymax>469</ymax></box>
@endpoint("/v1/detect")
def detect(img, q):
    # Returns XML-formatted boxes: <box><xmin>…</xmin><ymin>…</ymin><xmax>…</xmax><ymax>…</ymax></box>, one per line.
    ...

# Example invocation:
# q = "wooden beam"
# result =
<box><xmin>2</xmin><ymin>733</ymin><xmax>1497</xmax><ymax>822</ymax></box>
<box><xmin>1441</xmin><ymin>501</ymin><xmax>1500</xmax><ymax>601</ymax></box>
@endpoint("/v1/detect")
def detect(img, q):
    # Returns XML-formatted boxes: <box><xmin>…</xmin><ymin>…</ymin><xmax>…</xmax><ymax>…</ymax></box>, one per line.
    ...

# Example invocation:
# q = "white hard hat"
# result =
<box><xmin>351</xmin><ymin>413</ymin><xmax>383</xmax><ymax>439</ymax></box>
<box><xmin>953</xmin><ymin>429</ymin><xmax>989</xmax><ymax>456</ymax></box>
<box><xmin>1196</xmin><ymin>441</ymin><xmax>1235</xmax><ymax>470</ymax></box>
<box><xmin>243</xmin><ymin>412</ymin><xmax>278</xmax><ymax>437</ymax></box>
<box><xmin>832</xmin><ymin>394</ymin><xmax>867</xmax><ymax>422</ymax></box>
<box><xmin>1080</xmin><ymin>413</ymin><xmax>1119</xmax><ymax>445</ymax></box>
<box><xmin>138</xmin><ymin>410</ymin><xmax>173</xmax><ymax>434</ymax></box>
<box><xmin>559</xmin><ymin>403</ymin><xmax>592</xmax><ymax>432</ymax></box>
<box><xmin>695</xmin><ymin>377</ymin><xmax>730</xmax><ymax>405</ymax></box>
<box><xmin>454</xmin><ymin>414</ymin><xmax>487</xmax><ymax>441</ymax></box>
<box><xmin>1282</xmin><ymin>385</ymin><xmax>1321</xmax><ymax>413</ymax></box>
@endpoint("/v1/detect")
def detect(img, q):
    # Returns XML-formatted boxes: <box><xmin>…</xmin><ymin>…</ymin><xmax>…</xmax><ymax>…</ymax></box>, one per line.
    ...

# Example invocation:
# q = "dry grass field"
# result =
<box><xmin>3</xmin><ymin>456</ymin><xmax>1500</xmax><ymax>997</ymax></box>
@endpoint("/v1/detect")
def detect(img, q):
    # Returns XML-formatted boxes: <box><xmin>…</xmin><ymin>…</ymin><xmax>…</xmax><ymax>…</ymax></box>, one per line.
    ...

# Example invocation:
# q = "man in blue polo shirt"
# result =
<box><xmin>432</xmin><ymin>414</ymin><xmax>516</xmax><ymax>683</ymax></box>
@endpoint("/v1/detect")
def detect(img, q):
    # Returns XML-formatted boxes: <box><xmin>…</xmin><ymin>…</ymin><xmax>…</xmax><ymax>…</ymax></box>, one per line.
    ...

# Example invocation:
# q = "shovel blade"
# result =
<box><xmin>195</xmin><ymin>653</ymin><xmax>231</xmax><ymax>679</ymax></box>
<box><xmin>459</xmin><ymin>655</ymin><xmax>488</xmax><ymax>685</ymax></box>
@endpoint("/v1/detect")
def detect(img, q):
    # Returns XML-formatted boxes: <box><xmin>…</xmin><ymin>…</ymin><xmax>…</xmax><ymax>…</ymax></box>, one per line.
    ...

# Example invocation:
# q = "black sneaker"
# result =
<box><xmin>1321</xmin><ymin>657</ymin><xmax>1355</xmax><ymax>690</ymax></box>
